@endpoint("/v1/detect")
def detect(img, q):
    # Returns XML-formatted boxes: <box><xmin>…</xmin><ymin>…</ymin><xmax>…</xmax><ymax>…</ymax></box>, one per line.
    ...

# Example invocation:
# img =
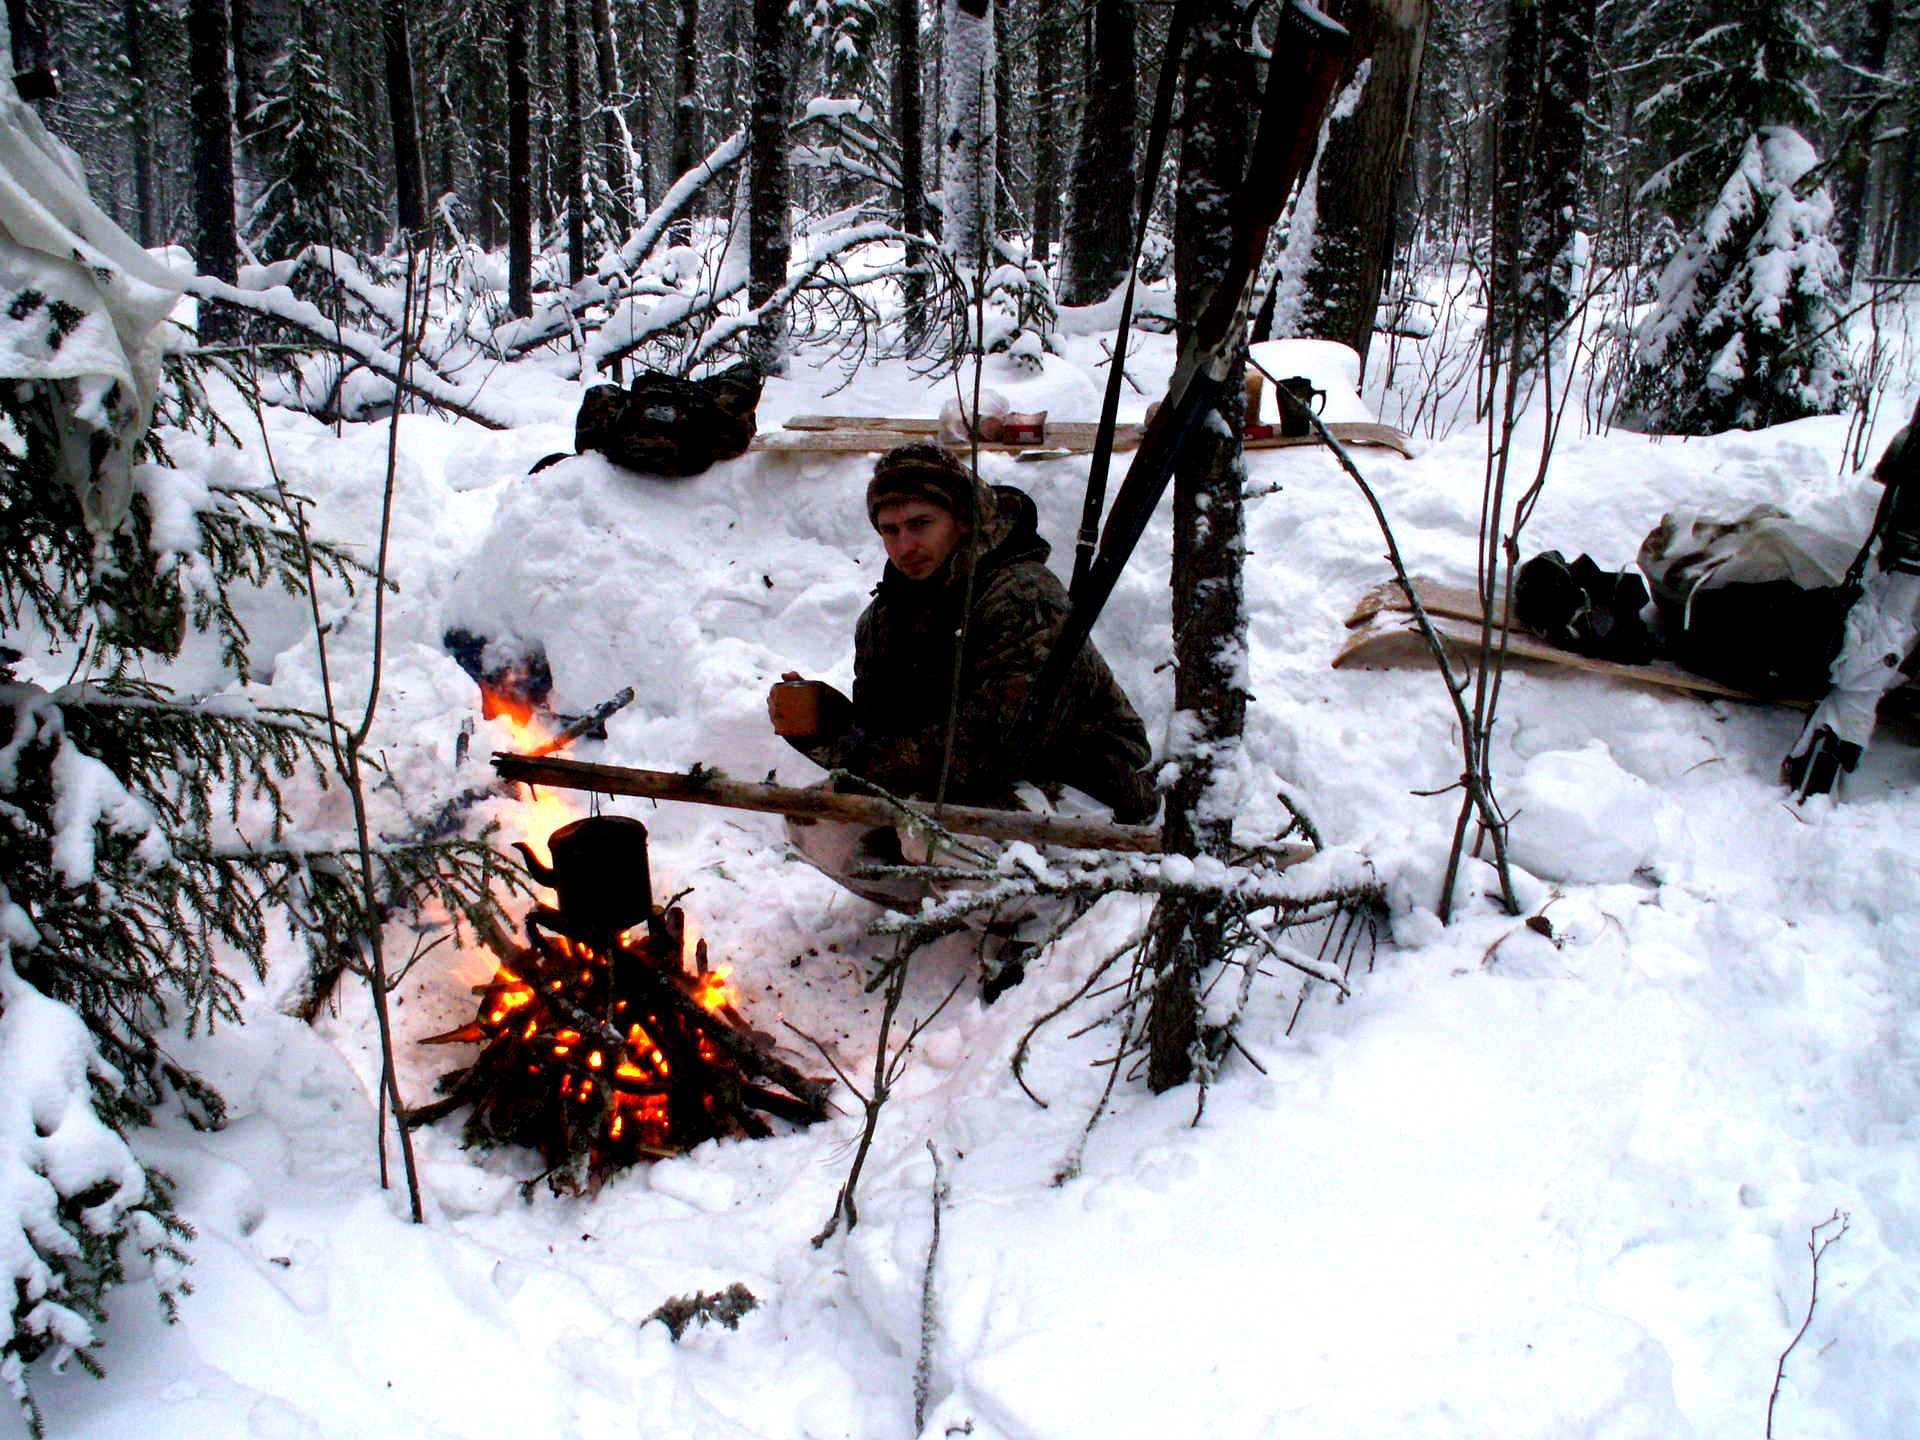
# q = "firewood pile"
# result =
<box><xmin>410</xmin><ymin>815</ymin><xmax>831</xmax><ymax>1188</ymax></box>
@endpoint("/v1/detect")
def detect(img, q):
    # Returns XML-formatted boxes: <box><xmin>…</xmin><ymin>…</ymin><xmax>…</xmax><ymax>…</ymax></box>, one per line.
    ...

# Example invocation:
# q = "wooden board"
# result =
<box><xmin>1333</xmin><ymin>609</ymin><xmax>1793</xmax><ymax>704</ymax></box>
<box><xmin>755</xmin><ymin>417</ymin><xmax>1413</xmax><ymax>459</ymax></box>
<box><xmin>751</xmin><ymin>428</ymin><xmax>1039</xmax><ymax>454</ymax></box>
<box><xmin>1340</xmin><ymin>572</ymin><xmax>1920</xmax><ymax>718</ymax></box>
<box><xmin>1346</xmin><ymin>575</ymin><xmax>1506</xmax><ymax>628</ymax></box>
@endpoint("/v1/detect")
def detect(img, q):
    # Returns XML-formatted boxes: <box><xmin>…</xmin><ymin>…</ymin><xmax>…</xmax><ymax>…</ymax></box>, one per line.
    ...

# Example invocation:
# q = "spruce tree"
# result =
<box><xmin>247</xmin><ymin>7</ymin><xmax>385</xmax><ymax>260</ymax></box>
<box><xmin>1</xmin><ymin>69</ymin><xmax>504</xmax><ymax>1435</ymax></box>
<box><xmin>1624</xmin><ymin>0</ymin><xmax>1851</xmax><ymax>433</ymax></box>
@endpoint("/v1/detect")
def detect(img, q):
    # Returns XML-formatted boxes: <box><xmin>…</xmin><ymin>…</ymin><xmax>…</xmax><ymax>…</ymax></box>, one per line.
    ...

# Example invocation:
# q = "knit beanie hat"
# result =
<box><xmin>866</xmin><ymin>442</ymin><xmax>981</xmax><ymax>527</ymax></box>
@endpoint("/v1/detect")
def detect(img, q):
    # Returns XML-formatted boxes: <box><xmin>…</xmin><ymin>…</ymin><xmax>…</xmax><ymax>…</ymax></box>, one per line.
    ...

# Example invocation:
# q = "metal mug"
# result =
<box><xmin>769</xmin><ymin>679</ymin><xmax>826</xmax><ymax>737</ymax></box>
<box><xmin>1277</xmin><ymin>375</ymin><xmax>1328</xmax><ymax>437</ymax></box>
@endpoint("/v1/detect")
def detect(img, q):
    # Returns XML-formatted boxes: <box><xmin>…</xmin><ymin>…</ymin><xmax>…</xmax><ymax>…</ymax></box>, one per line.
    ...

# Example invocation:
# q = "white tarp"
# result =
<box><xmin>0</xmin><ymin>76</ymin><xmax>183</xmax><ymax>534</ymax></box>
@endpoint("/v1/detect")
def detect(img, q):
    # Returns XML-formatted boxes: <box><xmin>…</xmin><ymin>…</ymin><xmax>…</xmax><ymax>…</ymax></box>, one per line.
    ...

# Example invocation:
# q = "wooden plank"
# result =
<box><xmin>491</xmin><ymin>754</ymin><xmax>1196</xmax><ymax>855</ymax></box>
<box><xmin>1332</xmin><ymin>610</ymin><xmax>1801</xmax><ymax>706</ymax></box>
<box><xmin>782</xmin><ymin>415</ymin><xmax>943</xmax><ymax>432</ymax></box>
<box><xmin>751</xmin><ymin>428</ymin><xmax>1141</xmax><ymax>455</ymax></box>
<box><xmin>1248</xmin><ymin>421</ymin><xmax>1416</xmax><ymax>459</ymax></box>
<box><xmin>1346</xmin><ymin>576</ymin><xmax>1503</xmax><ymax>628</ymax></box>
<box><xmin>755</xmin><ymin>419</ymin><xmax>1410</xmax><ymax>458</ymax></box>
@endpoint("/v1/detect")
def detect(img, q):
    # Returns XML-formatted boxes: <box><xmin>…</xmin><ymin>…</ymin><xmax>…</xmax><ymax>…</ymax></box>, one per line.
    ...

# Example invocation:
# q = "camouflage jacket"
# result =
<box><xmin>794</xmin><ymin>485</ymin><xmax>1155</xmax><ymax>821</ymax></box>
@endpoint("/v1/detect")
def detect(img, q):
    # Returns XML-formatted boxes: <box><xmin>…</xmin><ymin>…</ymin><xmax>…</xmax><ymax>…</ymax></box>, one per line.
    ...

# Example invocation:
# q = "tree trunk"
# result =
<box><xmin>1834</xmin><ymin>0</ymin><xmax>1893</xmax><ymax>277</ymax></box>
<box><xmin>1058</xmin><ymin>0</ymin><xmax>1136</xmax><ymax>305</ymax></box>
<box><xmin>748</xmin><ymin>0</ymin><xmax>790</xmax><ymax>372</ymax></box>
<box><xmin>1533</xmin><ymin>0</ymin><xmax>1592</xmax><ymax>333</ymax></box>
<box><xmin>1894</xmin><ymin>127</ymin><xmax>1920</xmax><ymax>275</ymax></box>
<box><xmin>536</xmin><ymin>0</ymin><xmax>555</xmax><ymax>231</ymax></box>
<box><xmin>1487</xmin><ymin>0</ymin><xmax>1537</xmax><ymax>372</ymax></box>
<box><xmin>1292</xmin><ymin>0</ymin><xmax>1431</xmax><ymax>376</ymax></box>
<box><xmin>436</xmin><ymin>90</ymin><xmax>457</xmax><ymax>228</ymax></box>
<box><xmin>383</xmin><ymin>0</ymin><xmax>429</xmax><ymax>241</ymax></box>
<box><xmin>1147</xmin><ymin>0</ymin><xmax>1252</xmax><ymax>1095</ymax></box>
<box><xmin>508</xmin><ymin>4</ymin><xmax>534</xmax><ymax>316</ymax></box>
<box><xmin>124</xmin><ymin>0</ymin><xmax>156</xmax><ymax>248</ymax></box>
<box><xmin>941</xmin><ymin>0</ymin><xmax>996</xmax><ymax>275</ymax></box>
<box><xmin>637</xmin><ymin>2</ymin><xmax>659</xmax><ymax>210</ymax></box>
<box><xmin>6</xmin><ymin>0</ymin><xmax>48</xmax><ymax>81</ymax></box>
<box><xmin>589</xmin><ymin>0</ymin><xmax>633</xmax><ymax>232</ymax></box>
<box><xmin>229</xmin><ymin>0</ymin><xmax>261</xmax><ymax>135</ymax></box>
<box><xmin>671</xmin><ymin>0</ymin><xmax>703</xmax><ymax>241</ymax></box>
<box><xmin>1032</xmin><ymin>6</ymin><xmax>1059</xmax><ymax>265</ymax></box>
<box><xmin>187</xmin><ymin>0</ymin><xmax>240</xmax><ymax>343</ymax></box>
<box><xmin>994</xmin><ymin>0</ymin><xmax>1014</xmax><ymax>232</ymax></box>
<box><xmin>893</xmin><ymin>0</ymin><xmax>929</xmax><ymax>325</ymax></box>
<box><xmin>563</xmin><ymin>0</ymin><xmax>586</xmax><ymax>283</ymax></box>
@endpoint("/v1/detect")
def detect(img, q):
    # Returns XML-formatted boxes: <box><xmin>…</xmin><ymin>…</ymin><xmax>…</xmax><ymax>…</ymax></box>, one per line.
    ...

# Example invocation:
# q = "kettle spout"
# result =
<box><xmin>511</xmin><ymin>840</ymin><xmax>557</xmax><ymax>886</ymax></box>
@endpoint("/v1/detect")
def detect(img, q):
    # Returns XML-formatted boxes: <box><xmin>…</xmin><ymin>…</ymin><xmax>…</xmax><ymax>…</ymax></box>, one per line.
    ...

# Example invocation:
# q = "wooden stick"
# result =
<box><xmin>491</xmin><ymin>753</ymin><xmax>1165</xmax><ymax>853</ymax></box>
<box><xmin>526</xmin><ymin>686</ymin><xmax>636</xmax><ymax>758</ymax></box>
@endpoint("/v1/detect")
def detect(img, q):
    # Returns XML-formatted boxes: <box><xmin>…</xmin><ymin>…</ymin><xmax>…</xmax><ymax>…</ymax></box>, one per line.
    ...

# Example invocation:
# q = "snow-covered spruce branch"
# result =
<box><xmin>3</xmin><ymin>681</ymin><xmax>330</xmax><ymax>848</ymax></box>
<box><xmin>789</xmin><ymin>100</ymin><xmax>903</xmax><ymax>195</ymax></box>
<box><xmin>181</xmin><ymin>274</ymin><xmax>513</xmax><ymax>430</ymax></box>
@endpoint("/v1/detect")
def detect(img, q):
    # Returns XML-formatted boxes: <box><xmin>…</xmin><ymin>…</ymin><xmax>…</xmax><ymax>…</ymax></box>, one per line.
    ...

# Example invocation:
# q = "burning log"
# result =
<box><xmin>409</xmin><ymin>816</ymin><xmax>830</xmax><ymax>1188</ymax></box>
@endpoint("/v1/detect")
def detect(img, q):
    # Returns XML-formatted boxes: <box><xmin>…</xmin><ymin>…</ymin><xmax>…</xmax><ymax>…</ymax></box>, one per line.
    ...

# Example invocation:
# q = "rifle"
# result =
<box><xmin>1010</xmin><ymin>1</ymin><xmax>1351</xmax><ymax>769</ymax></box>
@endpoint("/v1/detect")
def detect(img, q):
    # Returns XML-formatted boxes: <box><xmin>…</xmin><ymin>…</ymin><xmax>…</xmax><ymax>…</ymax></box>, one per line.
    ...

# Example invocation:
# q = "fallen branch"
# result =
<box><xmin>185</xmin><ymin>274</ymin><xmax>514</xmax><ymax>430</ymax></box>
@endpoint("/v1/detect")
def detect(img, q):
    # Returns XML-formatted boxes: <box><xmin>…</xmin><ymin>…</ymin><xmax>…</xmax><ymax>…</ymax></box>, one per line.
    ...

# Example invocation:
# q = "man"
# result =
<box><xmin>769</xmin><ymin>442</ymin><xmax>1155</xmax><ymax>912</ymax></box>
<box><xmin>1784</xmin><ymin>404</ymin><xmax>1920</xmax><ymax>799</ymax></box>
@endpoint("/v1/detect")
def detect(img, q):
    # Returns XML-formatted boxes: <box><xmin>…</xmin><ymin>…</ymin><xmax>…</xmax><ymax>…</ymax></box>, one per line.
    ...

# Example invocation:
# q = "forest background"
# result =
<box><xmin>6</xmin><ymin>0</ymin><xmax>1920</xmax><ymax>1435</ymax></box>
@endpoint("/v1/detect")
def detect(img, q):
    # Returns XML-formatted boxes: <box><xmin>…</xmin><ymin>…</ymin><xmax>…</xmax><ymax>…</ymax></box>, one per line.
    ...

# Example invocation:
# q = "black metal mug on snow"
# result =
<box><xmin>1276</xmin><ymin>375</ymin><xmax>1328</xmax><ymax>437</ymax></box>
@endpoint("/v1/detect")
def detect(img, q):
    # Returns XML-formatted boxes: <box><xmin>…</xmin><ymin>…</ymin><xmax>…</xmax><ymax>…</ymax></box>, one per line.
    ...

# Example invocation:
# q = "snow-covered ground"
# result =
<box><xmin>12</xmin><ymin>308</ymin><xmax>1920</xmax><ymax>1440</ymax></box>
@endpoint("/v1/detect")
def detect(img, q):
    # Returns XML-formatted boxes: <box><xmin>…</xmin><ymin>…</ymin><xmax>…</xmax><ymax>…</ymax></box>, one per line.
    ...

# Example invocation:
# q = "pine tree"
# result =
<box><xmin>1624</xmin><ymin>0</ymin><xmax>1851</xmax><ymax>433</ymax></box>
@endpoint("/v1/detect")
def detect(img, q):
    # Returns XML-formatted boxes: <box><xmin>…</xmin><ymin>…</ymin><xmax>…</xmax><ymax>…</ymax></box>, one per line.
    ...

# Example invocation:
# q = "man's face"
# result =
<box><xmin>874</xmin><ymin>499</ymin><xmax>966</xmax><ymax>581</ymax></box>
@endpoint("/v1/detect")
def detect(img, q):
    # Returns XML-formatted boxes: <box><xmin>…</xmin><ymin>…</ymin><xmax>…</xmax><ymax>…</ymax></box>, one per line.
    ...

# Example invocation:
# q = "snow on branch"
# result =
<box><xmin>182</xmin><ymin>274</ymin><xmax>515</xmax><ymax>430</ymax></box>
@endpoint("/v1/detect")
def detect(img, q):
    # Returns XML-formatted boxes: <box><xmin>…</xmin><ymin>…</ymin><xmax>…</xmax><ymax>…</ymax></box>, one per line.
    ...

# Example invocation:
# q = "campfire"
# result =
<box><xmin>418</xmin><ymin>812</ymin><xmax>830</xmax><ymax>1187</ymax></box>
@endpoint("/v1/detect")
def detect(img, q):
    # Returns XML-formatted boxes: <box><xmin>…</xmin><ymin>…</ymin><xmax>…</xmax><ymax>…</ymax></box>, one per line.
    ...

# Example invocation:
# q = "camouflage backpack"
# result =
<box><xmin>574</xmin><ymin>363</ymin><xmax>762</xmax><ymax>477</ymax></box>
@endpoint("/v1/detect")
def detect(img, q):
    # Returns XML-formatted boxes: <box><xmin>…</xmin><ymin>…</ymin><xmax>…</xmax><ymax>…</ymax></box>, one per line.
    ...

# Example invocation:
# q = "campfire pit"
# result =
<box><xmin>412</xmin><ymin>815</ymin><xmax>830</xmax><ymax>1186</ymax></box>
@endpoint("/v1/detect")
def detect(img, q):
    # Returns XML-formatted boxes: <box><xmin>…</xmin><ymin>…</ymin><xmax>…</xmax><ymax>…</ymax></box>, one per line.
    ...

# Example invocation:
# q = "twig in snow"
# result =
<box><xmin>1767</xmin><ymin>1209</ymin><xmax>1850</xmax><ymax>1438</ymax></box>
<box><xmin>914</xmin><ymin>1140</ymin><xmax>949</xmax><ymax>1433</ymax></box>
<box><xmin>802</xmin><ymin>937</ymin><xmax>966</xmax><ymax>1246</ymax></box>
